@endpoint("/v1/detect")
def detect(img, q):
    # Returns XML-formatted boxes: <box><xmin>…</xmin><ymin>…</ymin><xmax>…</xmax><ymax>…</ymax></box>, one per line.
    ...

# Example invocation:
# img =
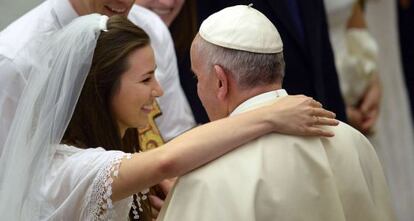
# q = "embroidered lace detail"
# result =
<box><xmin>89</xmin><ymin>153</ymin><xmax>132</xmax><ymax>220</ymax></box>
<box><xmin>130</xmin><ymin>189</ymin><xmax>150</xmax><ymax>220</ymax></box>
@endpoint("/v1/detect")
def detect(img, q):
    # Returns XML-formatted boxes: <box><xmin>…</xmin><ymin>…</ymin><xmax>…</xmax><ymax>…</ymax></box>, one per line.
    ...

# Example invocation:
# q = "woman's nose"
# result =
<box><xmin>152</xmin><ymin>80</ymin><xmax>164</xmax><ymax>97</ymax></box>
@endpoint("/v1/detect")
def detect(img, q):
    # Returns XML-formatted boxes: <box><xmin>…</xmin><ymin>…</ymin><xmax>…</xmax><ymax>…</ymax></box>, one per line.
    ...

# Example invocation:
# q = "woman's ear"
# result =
<box><xmin>213</xmin><ymin>64</ymin><xmax>229</xmax><ymax>101</ymax></box>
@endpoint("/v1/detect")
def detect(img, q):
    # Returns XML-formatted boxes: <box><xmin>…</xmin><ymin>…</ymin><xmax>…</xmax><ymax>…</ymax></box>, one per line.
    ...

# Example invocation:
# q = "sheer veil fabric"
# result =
<box><xmin>0</xmin><ymin>14</ymin><xmax>106</xmax><ymax>219</ymax></box>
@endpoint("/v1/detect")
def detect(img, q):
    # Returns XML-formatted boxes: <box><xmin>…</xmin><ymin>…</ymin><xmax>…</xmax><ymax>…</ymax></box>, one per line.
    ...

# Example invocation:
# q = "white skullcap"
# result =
<box><xmin>199</xmin><ymin>4</ymin><xmax>283</xmax><ymax>54</ymax></box>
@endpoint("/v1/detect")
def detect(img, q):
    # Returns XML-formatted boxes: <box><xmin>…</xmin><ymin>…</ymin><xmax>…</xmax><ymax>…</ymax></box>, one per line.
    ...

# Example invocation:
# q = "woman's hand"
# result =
<box><xmin>150</xmin><ymin>178</ymin><xmax>177</xmax><ymax>219</ymax></box>
<box><xmin>265</xmin><ymin>95</ymin><xmax>339</xmax><ymax>137</ymax></box>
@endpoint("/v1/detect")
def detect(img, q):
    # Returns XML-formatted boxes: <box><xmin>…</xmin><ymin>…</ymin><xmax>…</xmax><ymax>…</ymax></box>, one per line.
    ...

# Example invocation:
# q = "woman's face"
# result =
<box><xmin>135</xmin><ymin>0</ymin><xmax>185</xmax><ymax>26</ymax></box>
<box><xmin>110</xmin><ymin>45</ymin><xmax>163</xmax><ymax>135</ymax></box>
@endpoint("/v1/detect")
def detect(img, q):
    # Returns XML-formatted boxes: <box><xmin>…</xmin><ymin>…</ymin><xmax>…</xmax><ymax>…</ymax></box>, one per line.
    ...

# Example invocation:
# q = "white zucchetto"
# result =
<box><xmin>199</xmin><ymin>4</ymin><xmax>283</xmax><ymax>54</ymax></box>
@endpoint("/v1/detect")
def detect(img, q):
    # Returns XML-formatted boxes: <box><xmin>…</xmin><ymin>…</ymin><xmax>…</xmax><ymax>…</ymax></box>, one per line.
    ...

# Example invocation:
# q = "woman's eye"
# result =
<box><xmin>142</xmin><ymin>77</ymin><xmax>151</xmax><ymax>83</ymax></box>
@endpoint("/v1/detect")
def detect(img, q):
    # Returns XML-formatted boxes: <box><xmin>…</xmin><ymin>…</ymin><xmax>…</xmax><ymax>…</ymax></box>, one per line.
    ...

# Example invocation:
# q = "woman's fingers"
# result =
<box><xmin>304</xmin><ymin>106</ymin><xmax>338</xmax><ymax>137</ymax></box>
<box><xmin>149</xmin><ymin>194</ymin><xmax>164</xmax><ymax>210</ymax></box>
<box><xmin>311</xmin><ymin>116</ymin><xmax>340</xmax><ymax>126</ymax></box>
<box><xmin>308</xmin><ymin>108</ymin><xmax>339</xmax><ymax>126</ymax></box>
<box><xmin>304</xmin><ymin>127</ymin><xmax>335</xmax><ymax>137</ymax></box>
<box><xmin>306</xmin><ymin>109</ymin><xmax>339</xmax><ymax>136</ymax></box>
<box><xmin>149</xmin><ymin>178</ymin><xmax>176</xmax><ymax>218</ymax></box>
<box><xmin>309</xmin><ymin>99</ymin><xmax>323</xmax><ymax>108</ymax></box>
<box><xmin>267</xmin><ymin>95</ymin><xmax>339</xmax><ymax>137</ymax></box>
<box><xmin>158</xmin><ymin>178</ymin><xmax>176</xmax><ymax>195</ymax></box>
<box><xmin>312</xmin><ymin>107</ymin><xmax>336</xmax><ymax>119</ymax></box>
<box><xmin>149</xmin><ymin>194</ymin><xmax>164</xmax><ymax>218</ymax></box>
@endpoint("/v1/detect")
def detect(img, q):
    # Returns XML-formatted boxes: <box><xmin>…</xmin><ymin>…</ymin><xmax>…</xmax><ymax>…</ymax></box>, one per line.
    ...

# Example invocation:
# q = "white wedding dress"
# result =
<box><xmin>325</xmin><ymin>0</ymin><xmax>414</xmax><ymax>220</ymax></box>
<box><xmin>0</xmin><ymin>14</ymin><xmax>137</xmax><ymax>220</ymax></box>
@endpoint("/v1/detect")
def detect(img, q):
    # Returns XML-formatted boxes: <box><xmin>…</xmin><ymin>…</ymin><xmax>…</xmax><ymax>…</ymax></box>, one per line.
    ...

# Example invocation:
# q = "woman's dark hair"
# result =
<box><xmin>62</xmin><ymin>15</ymin><xmax>153</xmax><ymax>221</ymax></box>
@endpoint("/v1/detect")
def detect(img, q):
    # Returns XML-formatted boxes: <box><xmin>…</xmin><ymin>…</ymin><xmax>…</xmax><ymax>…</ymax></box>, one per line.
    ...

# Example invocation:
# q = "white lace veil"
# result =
<box><xmin>0</xmin><ymin>14</ymin><xmax>108</xmax><ymax>219</ymax></box>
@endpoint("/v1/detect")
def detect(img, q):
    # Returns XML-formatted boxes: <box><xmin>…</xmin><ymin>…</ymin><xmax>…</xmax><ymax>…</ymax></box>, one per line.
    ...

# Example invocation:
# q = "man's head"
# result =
<box><xmin>190</xmin><ymin>5</ymin><xmax>285</xmax><ymax>121</ymax></box>
<box><xmin>70</xmin><ymin>0</ymin><xmax>135</xmax><ymax>16</ymax></box>
<box><xmin>134</xmin><ymin>0</ymin><xmax>185</xmax><ymax>26</ymax></box>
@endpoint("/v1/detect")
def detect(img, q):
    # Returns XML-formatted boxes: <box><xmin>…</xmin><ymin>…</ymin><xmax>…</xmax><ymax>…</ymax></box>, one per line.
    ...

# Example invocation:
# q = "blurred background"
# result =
<box><xmin>0</xmin><ymin>0</ymin><xmax>43</xmax><ymax>30</ymax></box>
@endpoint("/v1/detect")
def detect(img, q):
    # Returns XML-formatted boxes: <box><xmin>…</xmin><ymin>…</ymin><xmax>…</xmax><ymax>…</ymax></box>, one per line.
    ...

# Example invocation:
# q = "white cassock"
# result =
<box><xmin>158</xmin><ymin>89</ymin><xmax>395</xmax><ymax>221</ymax></box>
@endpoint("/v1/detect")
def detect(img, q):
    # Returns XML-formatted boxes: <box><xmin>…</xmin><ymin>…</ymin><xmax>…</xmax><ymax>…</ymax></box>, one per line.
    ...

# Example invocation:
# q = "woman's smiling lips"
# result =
<box><xmin>141</xmin><ymin>104</ymin><xmax>153</xmax><ymax>113</ymax></box>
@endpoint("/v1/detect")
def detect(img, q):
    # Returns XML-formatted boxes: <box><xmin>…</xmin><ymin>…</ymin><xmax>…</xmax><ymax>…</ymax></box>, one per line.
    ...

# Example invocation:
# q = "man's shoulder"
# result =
<box><xmin>181</xmin><ymin>122</ymin><xmax>370</xmax><ymax>179</ymax></box>
<box><xmin>178</xmin><ymin>132</ymin><xmax>317</xmax><ymax>180</ymax></box>
<box><xmin>325</xmin><ymin>121</ymin><xmax>370</xmax><ymax>144</ymax></box>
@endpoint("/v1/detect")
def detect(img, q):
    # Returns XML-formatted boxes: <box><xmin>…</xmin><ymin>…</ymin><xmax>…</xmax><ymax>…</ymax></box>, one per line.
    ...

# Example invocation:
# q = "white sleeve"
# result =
<box><xmin>0</xmin><ymin>56</ymin><xmax>27</xmax><ymax>153</ymax></box>
<box><xmin>43</xmin><ymin>147</ymin><xmax>133</xmax><ymax>220</ymax></box>
<box><xmin>154</xmin><ymin>29</ymin><xmax>196</xmax><ymax>141</ymax></box>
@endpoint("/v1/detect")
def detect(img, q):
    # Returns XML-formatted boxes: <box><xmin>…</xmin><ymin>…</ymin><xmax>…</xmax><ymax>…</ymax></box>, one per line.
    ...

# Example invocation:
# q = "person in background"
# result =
<box><xmin>325</xmin><ymin>1</ymin><xmax>414</xmax><ymax>220</ymax></box>
<box><xmin>363</xmin><ymin>0</ymin><xmax>414</xmax><ymax>220</ymax></box>
<box><xmin>325</xmin><ymin>0</ymin><xmax>381</xmax><ymax>134</ymax></box>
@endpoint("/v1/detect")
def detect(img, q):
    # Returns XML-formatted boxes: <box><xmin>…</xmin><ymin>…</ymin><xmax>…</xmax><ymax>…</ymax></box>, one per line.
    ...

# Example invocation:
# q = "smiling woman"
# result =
<box><xmin>63</xmin><ymin>16</ymin><xmax>152</xmax><ymax>154</ymax></box>
<box><xmin>110</xmin><ymin>45</ymin><xmax>163</xmax><ymax>137</ymax></box>
<box><xmin>62</xmin><ymin>14</ymin><xmax>160</xmax><ymax>221</ymax></box>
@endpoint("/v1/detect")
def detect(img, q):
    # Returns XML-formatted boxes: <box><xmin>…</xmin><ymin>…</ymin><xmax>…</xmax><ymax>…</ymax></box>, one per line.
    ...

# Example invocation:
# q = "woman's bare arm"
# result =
<box><xmin>111</xmin><ymin>95</ymin><xmax>338</xmax><ymax>201</ymax></box>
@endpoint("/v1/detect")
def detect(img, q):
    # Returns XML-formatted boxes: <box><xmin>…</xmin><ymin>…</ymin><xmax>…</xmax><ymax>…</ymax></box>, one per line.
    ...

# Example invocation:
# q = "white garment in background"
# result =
<box><xmin>158</xmin><ymin>89</ymin><xmax>395</xmax><ymax>221</ymax></box>
<box><xmin>0</xmin><ymin>0</ymin><xmax>195</xmax><ymax>155</ymax></box>
<box><xmin>129</xmin><ymin>5</ymin><xmax>196</xmax><ymax>141</ymax></box>
<box><xmin>325</xmin><ymin>0</ymin><xmax>378</xmax><ymax>106</ymax></box>
<box><xmin>324</xmin><ymin>1</ymin><xmax>414</xmax><ymax>220</ymax></box>
<box><xmin>365</xmin><ymin>1</ymin><xmax>414</xmax><ymax>220</ymax></box>
<box><xmin>0</xmin><ymin>0</ymin><xmax>77</xmax><ymax>154</ymax></box>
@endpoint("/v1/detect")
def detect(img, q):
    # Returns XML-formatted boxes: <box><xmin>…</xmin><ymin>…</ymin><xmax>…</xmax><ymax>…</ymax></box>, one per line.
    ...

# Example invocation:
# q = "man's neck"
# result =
<box><xmin>227</xmin><ymin>84</ymin><xmax>282</xmax><ymax>114</ymax></box>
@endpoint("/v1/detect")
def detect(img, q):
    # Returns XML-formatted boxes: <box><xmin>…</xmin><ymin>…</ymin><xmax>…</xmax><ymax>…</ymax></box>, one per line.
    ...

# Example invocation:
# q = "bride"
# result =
<box><xmin>0</xmin><ymin>14</ymin><xmax>338</xmax><ymax>220</ymax></box>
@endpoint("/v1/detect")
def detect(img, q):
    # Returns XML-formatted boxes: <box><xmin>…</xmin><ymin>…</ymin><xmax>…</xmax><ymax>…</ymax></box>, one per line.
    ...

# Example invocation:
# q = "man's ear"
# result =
<box><xmin>213</xmin><ymin>64</ymin><xmax>229</xmax><ymax>101</ymax></box>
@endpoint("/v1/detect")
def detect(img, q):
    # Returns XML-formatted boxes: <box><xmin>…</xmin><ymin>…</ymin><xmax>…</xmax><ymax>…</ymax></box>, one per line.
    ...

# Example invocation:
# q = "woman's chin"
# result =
<box><xmin>137</xmin><ymin>120</ymin><xmax>150</xmax><ymax>129</ymax></box>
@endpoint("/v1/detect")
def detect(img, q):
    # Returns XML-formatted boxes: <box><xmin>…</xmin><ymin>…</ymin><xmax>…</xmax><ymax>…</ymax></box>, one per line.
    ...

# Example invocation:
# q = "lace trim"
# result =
<box><xmin>130</xmin><ymin>150</ymin><xmax>150</xmax><ymax>220</ymax></box>
<box><xmin>89</xmin><ymin>153</ymin><xmax>132</xmax><ymax>220</ymax></box>
<box><xmin>130</xmin><ymin>189</ymin><xmax>150</xmax><ymax>220</ymax></box>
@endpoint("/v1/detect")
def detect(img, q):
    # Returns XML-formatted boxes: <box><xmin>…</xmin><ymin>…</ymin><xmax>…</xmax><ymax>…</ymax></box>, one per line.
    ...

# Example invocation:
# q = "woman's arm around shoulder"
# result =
<box><xmin>111</xmin><ymin>95</ymin><xmax>339</xmax><ymax>201</ymax></box>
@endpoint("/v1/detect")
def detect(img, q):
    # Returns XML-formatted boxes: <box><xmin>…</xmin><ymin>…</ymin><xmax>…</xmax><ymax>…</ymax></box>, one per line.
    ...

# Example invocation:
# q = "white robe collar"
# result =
<box><xmin>230</xmin><ymin>89</ymin><xmax>288</xmax><ymax>116</ymax></box>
